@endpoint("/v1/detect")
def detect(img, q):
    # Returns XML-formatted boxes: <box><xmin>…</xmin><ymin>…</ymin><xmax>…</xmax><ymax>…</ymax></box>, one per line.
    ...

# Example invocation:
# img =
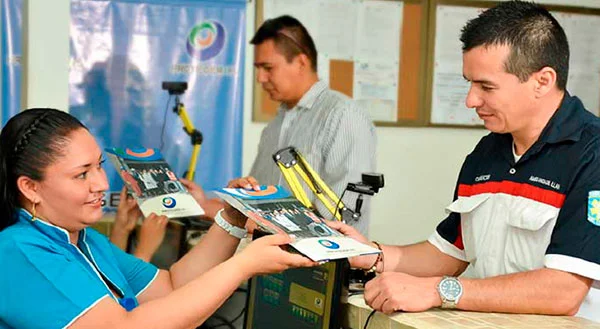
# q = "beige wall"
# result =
<box><xmin>24</xmin><ymin>0</ymin><xmax>600</xmax><ymax>245</ymax></box>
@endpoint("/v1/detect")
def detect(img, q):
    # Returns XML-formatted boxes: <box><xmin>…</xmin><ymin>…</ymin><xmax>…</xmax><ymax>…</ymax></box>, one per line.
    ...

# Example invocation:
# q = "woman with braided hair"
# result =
<box><xmin>0</xmin><ymin>108</ymin><xmax>316</xmax><ymax>328</ymax></box>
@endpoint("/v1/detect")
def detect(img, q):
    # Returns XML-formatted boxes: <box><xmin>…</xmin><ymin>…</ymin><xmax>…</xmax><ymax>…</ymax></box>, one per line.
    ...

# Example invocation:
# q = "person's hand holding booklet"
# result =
<box><xmin>105</xmin><ymin>147</ymin><xmax>204</xmax><ymax>219</ymax></box>
<box><xmin>215</xmin><ymin>185</ymin><xmax>380</xmax><ymax>262</ymax></box>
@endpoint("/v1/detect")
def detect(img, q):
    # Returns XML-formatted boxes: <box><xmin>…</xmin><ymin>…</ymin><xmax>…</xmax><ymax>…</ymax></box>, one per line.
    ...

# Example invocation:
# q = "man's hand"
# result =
<box><xmin>326</xmin><ymin>220</ymin><xmax>379</xmax><ymax>270</ymax></box>
<box><xmin>227</xmin><ymin>176</ymin><xmax>260</xmax><ymax>190</ymax></box>
<box><xmin>220</xmin><ymin>176</ymin><xmax>263</xmax><ymax>228</ymax></box>
<box><xmin>364</xmin><ymin>272</ymin><xmax>441</xmax><ymax>314</ymax></box>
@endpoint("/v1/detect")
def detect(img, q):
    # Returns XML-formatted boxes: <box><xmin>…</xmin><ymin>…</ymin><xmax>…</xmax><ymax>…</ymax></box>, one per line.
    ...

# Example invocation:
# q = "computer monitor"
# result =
<box><xmin>244</xmin><ymin>259</ymin><xmax>348</xmax><ymax>329</ymax></box>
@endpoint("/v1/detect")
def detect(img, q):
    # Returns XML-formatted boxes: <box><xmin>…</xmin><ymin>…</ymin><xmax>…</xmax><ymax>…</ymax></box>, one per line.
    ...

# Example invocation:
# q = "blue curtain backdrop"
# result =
<box><xmin>69</xmin><ymin>0</ymin><xmax>246</xmax><ymax>209</ymax></box>
<box><xmin>1</xmin><ymin>0</ymin><xmax>23</xmax><ymax>125</ymax></box>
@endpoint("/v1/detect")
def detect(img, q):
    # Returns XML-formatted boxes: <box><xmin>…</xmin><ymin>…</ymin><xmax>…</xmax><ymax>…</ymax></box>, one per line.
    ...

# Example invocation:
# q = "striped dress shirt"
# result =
<box><xmin>249</xmin><ymin>80</ymin><xmax>377</xmax><ymax>235</ymax></box>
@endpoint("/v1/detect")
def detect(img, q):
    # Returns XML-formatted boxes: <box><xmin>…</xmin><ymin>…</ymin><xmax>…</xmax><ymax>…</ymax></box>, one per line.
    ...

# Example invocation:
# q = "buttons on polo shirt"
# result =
<box><xmin>509</xmin><ymin>168</ymin><xmax>516</xmax><ymax>174</ymax></box>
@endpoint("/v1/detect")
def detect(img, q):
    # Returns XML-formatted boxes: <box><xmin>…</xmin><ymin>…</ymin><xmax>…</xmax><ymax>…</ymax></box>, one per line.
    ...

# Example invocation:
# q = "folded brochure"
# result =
<box><xmin>215</xmin><ymin>185</ymin><xmax>380</xmax><ymax>262</ymax></box>
<box><xmin>105</xmin><ymin>147</ymin><xmax>204</xmax><ymax>218</ymax></box>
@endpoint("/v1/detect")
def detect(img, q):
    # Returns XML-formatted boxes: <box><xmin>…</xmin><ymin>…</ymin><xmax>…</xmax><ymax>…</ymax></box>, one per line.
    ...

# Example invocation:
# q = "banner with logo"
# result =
<box><xmin>69</xmin><ymin>0</ymin><xmax>246</xmax><ymax>209</ymax></box>
<box><xmin>1</xmin><ymin>0</ymin><xmax>23</xmax><ymax>125</ymax></box>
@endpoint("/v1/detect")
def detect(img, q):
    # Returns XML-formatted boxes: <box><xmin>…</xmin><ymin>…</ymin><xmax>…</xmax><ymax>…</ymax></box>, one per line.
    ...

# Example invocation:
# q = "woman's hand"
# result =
<box><xmin>180</xmin><ymin>178</ymin><xmax>207</xmax><ymax>205</ymax></box>
<box><xmin>326</xmin><ymin>220</ymin><xmax>379</xmax><ymax>270</ymax></box>
<box><xmin>114</xmin><ymin>187</ymin><xmax>142</xmax><ymax>233</ymax></box>
<box><xmin>134</xmin><ymin>213</ymin><xmax>168</xmax><ymax>262</ymax></box>
<box><xmin>110</xmin><ymin>187</ymin><xmax>143</xmax><ymax>250</ymax></box>
<box><xmin>234</xmin><ymin>234</ymin><xmax>318</xmax><ymax>276</ymax></box>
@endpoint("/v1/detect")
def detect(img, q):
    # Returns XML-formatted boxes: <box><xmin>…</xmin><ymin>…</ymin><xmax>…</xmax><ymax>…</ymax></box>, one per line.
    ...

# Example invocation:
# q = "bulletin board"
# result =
<box><xmin>426</xmin><ymin>0</ymin><xmax>600</xmax><ymax>127</ymax></box>
<box><xmin>254</xmin><ymin>0</ymin><xmax>600</xmax><ymax>128</ymax></box>
<box><xmin>253</xmin><ymin>0</ymin><xmax>430</xmax><ymax>127</ymax></box>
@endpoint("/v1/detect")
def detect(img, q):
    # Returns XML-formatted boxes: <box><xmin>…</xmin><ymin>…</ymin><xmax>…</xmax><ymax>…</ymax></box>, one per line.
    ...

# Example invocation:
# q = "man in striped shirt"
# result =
<box><xmin>244</xmin><ymin>15</ymin><xmax>377</xmax><ymax>235</ymax></box>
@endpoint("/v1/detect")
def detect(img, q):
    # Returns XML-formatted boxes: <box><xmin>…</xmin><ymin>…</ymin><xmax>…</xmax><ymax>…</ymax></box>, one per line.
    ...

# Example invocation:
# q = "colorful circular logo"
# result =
<box><xmin>186</xmin><ymin>21</ymin><xmax>226</xmax><ymax>60</ymax></box>
<box><xmin>318</xmin><ymin>239</ymin><xmax>340</xmax><ymax>250</ymax></box>
<box><xmin>162</xmin><ymin>197</ymin><xmax>177</xmax><ymax>209</ymax></box>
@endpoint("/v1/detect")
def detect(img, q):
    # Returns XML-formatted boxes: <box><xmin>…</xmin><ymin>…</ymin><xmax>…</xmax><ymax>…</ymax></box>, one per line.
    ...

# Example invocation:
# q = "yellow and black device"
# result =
<box><xmin>161</xmin><ymin>81</ymin><xmax>203</xmax><ymax>181</ymax></box>
<box><xmin>244</xmin><ymin>230</ymin><xmax>349</xmax><ymax>329</ymax></box>
<box><xmin>273</xmin><ymin>147</ymin><xmax>354</xmax><ymax>222</ymax></box>
<box><xmin>273</xmin><ymin>146</ymin><xmax>384</xmax><ymax>223</ymax></box>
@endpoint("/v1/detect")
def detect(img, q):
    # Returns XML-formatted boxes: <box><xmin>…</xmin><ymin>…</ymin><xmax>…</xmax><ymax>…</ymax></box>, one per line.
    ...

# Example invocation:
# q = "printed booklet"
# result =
<box><xmin>105</xmin><ymin>147</ymin><xmax>204</xmax><ymax>218</ymax></box>
<box><xmin>215</xmin><ymin>185</ymin><xmax>380</xmax><ymax>262</ymax></box>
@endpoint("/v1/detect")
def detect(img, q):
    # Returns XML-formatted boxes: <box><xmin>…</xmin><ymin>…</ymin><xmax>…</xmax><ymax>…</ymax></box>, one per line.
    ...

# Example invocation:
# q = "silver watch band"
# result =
<box><xmin>441</xmin><ymin>300</ymin><xmax>458</xmax><ymax>309</ymax></box>
<box><xmin>214</xmin><ymin>209</ymin><xmax>247</xmax><ymax>239</ymax></box>
<box><xmin>438</xmin><ymin>276</ymin><xmax>463</xmax><ymax>309</ymax></box>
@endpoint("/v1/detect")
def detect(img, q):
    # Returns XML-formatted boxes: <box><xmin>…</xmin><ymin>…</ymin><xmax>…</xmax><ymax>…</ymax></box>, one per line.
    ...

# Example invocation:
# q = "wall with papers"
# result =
<box><xmin>427</xmin><ymin>0</ymin><xmax>600</xmax><ymax>126</ymax></box>
<box><xmin>253</xmin><ymin>0</ymin><xmax>429</xmax><ymax>126</ymax></box>
<box><xmin>254</xmin><ymin>0</ymin><xmax>600</xmax><ymax>127</ymax></box>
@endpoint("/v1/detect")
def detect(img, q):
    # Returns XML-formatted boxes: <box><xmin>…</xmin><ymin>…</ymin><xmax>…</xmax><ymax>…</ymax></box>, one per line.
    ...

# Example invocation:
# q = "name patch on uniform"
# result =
<box><xmin>587</xmin><ymin>191</ymin><xmax>600</xmax><ymax>226</ymax></box>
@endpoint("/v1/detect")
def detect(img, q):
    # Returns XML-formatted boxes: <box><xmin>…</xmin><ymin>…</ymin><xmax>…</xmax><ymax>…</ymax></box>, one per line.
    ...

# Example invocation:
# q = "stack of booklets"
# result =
<box><xmin>216</xmin><ymin>185</ymin><xmax>380</xmax><ymax>262</ymax></box>
<box><xmin>106</xmin><ymin>147</ymin><xmax>204</xmax><ymax>218</ymax></box>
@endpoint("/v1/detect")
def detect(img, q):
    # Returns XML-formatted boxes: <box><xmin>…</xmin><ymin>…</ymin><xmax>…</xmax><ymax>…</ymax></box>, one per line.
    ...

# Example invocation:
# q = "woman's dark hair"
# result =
<box><xmin>0</xmin><ymin>108</ymin><xmax>86</xmax><ymax>231</ymax></box>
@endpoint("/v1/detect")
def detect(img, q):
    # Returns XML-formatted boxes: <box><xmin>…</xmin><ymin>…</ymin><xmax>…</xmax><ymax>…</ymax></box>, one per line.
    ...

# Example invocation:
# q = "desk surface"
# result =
<box><xmin>344</xmin><ymin>295</ymin><xmax>600</xmax><ymax>329</ymax></box>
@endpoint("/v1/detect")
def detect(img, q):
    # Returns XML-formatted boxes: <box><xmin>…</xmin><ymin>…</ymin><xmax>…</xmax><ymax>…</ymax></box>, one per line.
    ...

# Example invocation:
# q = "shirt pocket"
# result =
<box><xmin>446</xmin><ymin>194</ymin><xmax>492</xmax><ymax>263</ymax></box>
<box><xmin>504</xmin><ymin>199</ymin><xmax>559</xmax><ymax>272</ymax></box>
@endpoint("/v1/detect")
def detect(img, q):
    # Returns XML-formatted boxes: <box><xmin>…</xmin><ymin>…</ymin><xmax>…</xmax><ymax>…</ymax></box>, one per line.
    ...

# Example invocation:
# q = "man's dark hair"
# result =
<box><xmin>0</xmin><ymin>108</ymin><xmax>86</xmax><ymax>230</ymax></box>
<box><xmin>250</xmin><ymin>15</ymin><xmax>318</xmax><ymax>72</ymax></box>
<box><xmin>460</xmin><ymin>1</ymin><xmax>569</xmax><ymax>90</ymax></box>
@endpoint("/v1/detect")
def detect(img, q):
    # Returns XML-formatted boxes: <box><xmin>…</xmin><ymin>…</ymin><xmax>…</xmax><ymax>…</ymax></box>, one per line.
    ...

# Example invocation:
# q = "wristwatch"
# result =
<box><xmin>437</xmin><ymin>276</ymin><xmax>463</xmax><ymax>309</ymax></box>
<box><xmin>214</xmin><ymin>209</ymin><xmax>247</xmax><ymax>239</ymax></box>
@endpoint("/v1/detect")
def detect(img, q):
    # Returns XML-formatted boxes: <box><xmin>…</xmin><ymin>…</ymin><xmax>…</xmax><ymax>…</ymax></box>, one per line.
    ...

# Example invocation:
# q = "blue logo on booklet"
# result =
<box><xmin>162</xmin><ymin>197</ymin><xmax>177</xmax><ymax>209</ymax></box>
<box><xmin>318</xmin><ymin>239</ymin><xmax>340</xmax><ymax>250</ymax></box>
<box><xmin>588</xmin><ymin>191</ymin><xmax>600</xmax><ymax>226</ymax></box>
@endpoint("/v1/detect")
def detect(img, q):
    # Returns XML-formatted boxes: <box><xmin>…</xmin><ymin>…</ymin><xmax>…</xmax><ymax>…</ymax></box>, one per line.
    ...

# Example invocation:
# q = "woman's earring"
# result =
<box><xmin>31</xmin><ymin>202</ymin><xmax>38</xmax><ymax>221</ymax></box>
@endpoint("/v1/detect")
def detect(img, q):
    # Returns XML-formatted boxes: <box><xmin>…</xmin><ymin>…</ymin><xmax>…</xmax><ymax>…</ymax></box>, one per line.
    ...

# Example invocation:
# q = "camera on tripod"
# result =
<box><xmin>342</xmin><ymin>173</ymin><xmax>385</xmax><ymax>222</ymax></box>
<box><xmin>346</xmin><ymin>173</ymin><xmax>384</xmax><ymax>195</ymax></box>
<box><xmin>162</xmin><ymin>81</ymin><xmax>188</xmax><ymax>95</ymax></box>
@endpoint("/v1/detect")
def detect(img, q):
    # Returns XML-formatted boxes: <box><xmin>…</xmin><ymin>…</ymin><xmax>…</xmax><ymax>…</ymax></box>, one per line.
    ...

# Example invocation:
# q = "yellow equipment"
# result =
<box><xmin>172</xmin><ymin>101</ymin><xmax>202</xmax><ymax>181</ymax></box>
<box><xmin>273</xmin><ymin>147</ymin><xmax>351</xmax><ymax>222</ymax></box>
<box><xmin>162</xmin><ymin>81</ymin><xmax>203</xmax><ymax>181</ymax></box>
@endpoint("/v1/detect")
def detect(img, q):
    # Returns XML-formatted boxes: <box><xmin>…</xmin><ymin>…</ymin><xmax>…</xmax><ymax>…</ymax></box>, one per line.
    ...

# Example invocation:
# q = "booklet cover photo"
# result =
<box><xmin>216</xmin><ymin>185</ymin><xmax>379</xmax><ymax>262</ymax></box>
<box><xmin>105</xmin><ymin>147</ymin><xmax>204</xmax><ymax>219</ymax></box>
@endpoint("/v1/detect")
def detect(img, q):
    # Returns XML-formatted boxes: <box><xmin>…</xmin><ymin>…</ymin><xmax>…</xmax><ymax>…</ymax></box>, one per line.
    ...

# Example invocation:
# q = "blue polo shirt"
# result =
<box><xmin>0</xmin><ymin>209</ymin><xmax>159</xmax><ymax>329</ymax></box>
<box><xmin>428</xmin><ymin>94</ymin><xmax>600</xmax><ymax>321</ymax></box>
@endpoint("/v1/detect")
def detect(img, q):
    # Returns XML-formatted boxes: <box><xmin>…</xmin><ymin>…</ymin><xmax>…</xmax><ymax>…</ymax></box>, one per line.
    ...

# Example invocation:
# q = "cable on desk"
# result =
<box><xmin>230</xmin><ymin>307</ymin><xmax>246</xmax><ymax>325</ymax></box>
<box><xmin>205</xmin><ymin>289</ymin><xmax>247</xmax><ymax>329</ymax></box>
<box><xmin>205</xmin><ymin>314</ymin><xmax>235</xmax><ymax>329</ymax></box>
<box><xmin>363</xmin><ymin>309</ymin><xmax>377</xmax><ymax>329</ymax></box>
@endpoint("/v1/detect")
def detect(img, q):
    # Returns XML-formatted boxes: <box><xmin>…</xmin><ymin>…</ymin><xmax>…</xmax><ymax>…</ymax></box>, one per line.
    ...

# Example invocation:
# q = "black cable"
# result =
<box><xmin>206</xmin><ymin>307</ymin><xmax>245</xmax><ymax>329</ymax></box>
<box><xmin>206</xmin><ymin>314</ymin><xmax>235</xmax><ymax>329</ymax></box>
<box><xmin>204</xmin><ymin>290</ymin><xmax>247</xmax><ymax>329</ymax></box>
<box><xmin>230</xmin><ymin>307</ymin><xmax>246</xmax><ymax>325</ymax></box>
<box><xmin>363</xmin><ymin>309</ymin><xmax>377</xmax><ymax>329</ymax></box>
<box><xmin>159</xmin><ymin>95</ymin><xmax>172</xmax><ymax>152</ymax></box>
<box><xmin>330</xmin><ymin>188</ymin><xmax>348</xmax><ymax>222</ymax></box>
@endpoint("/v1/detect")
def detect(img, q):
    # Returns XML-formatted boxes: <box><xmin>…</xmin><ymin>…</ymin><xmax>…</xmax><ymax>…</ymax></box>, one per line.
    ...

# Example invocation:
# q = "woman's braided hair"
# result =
<box><xmin>12</xmin><ymin>111</ymin><xmax>52</xmax><ymax>156</ymax></box>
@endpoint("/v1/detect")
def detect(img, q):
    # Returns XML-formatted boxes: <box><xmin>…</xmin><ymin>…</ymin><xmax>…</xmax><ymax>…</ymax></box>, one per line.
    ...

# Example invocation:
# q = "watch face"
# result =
<box><xmin>440</xmin><ymin>278</ymin><xmax>462</xmax><ymax>300</ymax></box>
